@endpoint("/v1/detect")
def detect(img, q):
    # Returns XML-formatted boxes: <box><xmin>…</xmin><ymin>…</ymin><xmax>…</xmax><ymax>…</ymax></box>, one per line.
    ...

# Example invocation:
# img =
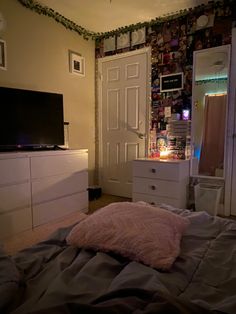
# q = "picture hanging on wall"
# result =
<box><xmin>117</xmin><ymin>32</ymin><xmax>130</xmax><ymax>49</ymax></box>
<box><xmin>131</xmin><ymin>27</ymin><xmax>146</xmax><ymax>46</ymax></box>
<box><xmin>69</xmin><ymin>50</ymin><xmax>85</xmax><ymax>76</ymax></box>
<box><xmin>104</xmin><ymin>35</ymin><xmax>116</xmax><ymax>52</ymax></box>
<box><xmin>160</xmin><ymin>72</ymin><xmax>183</xmax><ymax>92</ymax></box>
<box><xmin>0</xmin><ymin>39</ymin><xmax>7</xmax><ymax>70</ymax></box>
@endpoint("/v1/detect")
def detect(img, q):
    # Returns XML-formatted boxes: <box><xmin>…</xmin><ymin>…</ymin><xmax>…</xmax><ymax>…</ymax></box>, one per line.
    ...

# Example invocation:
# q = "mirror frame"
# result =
<box><xmin>190</xmin><ymin>44</ymin><xmax>231</xmax><ymax>180</ymax></box>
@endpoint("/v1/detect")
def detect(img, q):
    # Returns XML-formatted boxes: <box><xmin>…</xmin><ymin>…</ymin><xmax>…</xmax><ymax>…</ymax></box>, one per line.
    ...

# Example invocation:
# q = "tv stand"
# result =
<box><xmin>25</xmin><ymin>145</ymin><xmax>67</xmax><ymax>151</ymax></box>
<box><xmin>52</xmin><ymin>145</ymin><xmax>67</xmax><ymax>150</ymax></box>
<box><xmin>27</xmin><ymin>145</ymin><xmax>68</xmax><ymax>151</ymax></box>
<box><xmin>29</xmin><ymin>145</ymin><xmax>67</xmax><ymax>151</ymax></box>
<box><xmin>0</xmin><ymin>145</ymin><xmax>68</xmax><ymax>152</ymax></box>
<box><xmin>0</xmin><ymin>149</ymin><xmax>88</xmax><ymax>239</ymax></box>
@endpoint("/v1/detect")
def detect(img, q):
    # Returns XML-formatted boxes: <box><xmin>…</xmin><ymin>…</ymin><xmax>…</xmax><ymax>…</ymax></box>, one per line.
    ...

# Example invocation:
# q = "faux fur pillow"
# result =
<box><xmin>66</xmin><ymin>202</ymin><xmax>189</xmax><ymax>270</ymax></box>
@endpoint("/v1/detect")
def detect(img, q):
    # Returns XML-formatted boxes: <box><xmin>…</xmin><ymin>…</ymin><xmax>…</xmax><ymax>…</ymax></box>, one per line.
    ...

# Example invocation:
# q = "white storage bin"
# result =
<box><xmin>194</xmin><ymin>183</ymin><xmax>222</xmax><ymax>216</ymax></box>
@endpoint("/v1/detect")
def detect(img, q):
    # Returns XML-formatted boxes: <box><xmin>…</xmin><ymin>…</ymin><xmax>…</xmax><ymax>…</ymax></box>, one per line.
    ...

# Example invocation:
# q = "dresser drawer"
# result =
<box><xmin>31</xmin><ymin>152</ymin><xmax>88</xmax><ymax>179</ymax></box>
<box><xmin>32</xmin><ymin>171</ymin><xmax>88</xmax><ymax>205</ymax></box>
<box><xmin>133</xmin><ymin>159</ymin><xmax>189</xmax><ymax>181</ymax></box>
<box><xmin>132</xmin><ymin>193</ymin><xmax>186</xmax><ymax>208</ymax></box>
<box><xmin>133</xmin><ymin>177</ymin><xmax>185</xmax><ymax>199</ymax></box>
<box><xmin>0</xmin><ymin>182</ymin><xmax>31</xmax><ymax>214</ymax></box>
<box><xmin>33</xmin><ymin>191</ymin><xmax>88</xmax><ymax>227</ymax></box>
<box><xmin>0</xmin><ymin>157</ymin><xmax>30</xmax><ymax>185</ymax></box>
<box><xmin>0</xmin><ymin>207</ymin><xmax>32</xmax><ymax>239</ymax></box>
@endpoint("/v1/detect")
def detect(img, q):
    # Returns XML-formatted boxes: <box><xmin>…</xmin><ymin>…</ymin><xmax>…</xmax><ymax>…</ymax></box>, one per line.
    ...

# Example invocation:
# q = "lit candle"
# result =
<box><xmin>159</xmin><ymin>150</ymin><xmax>169</xmax><ymax>159</ymax></box>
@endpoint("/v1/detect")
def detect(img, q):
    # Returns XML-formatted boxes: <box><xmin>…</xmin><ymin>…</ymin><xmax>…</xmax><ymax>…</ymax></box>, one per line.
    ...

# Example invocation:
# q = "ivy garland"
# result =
<box><xmin>17</xmin><ymin>0</ymin><xmax>97</xmax><ymax>40</ymax></box>
<box><xmin>17</xmin><ymin>0</ymin><xmax>233</xmax><ymax>41</ymax></box>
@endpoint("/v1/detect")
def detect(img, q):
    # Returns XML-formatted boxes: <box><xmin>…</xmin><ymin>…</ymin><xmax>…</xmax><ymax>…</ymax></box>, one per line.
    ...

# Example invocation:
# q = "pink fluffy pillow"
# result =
<box><xmin>66</xmin><ymin>202</ymin><xmax>189</xmax><ymax>270</ymax></box>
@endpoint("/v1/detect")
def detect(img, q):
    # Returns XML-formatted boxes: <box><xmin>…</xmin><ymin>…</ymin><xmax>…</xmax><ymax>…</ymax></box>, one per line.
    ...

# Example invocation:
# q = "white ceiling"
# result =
<box><xmin>37</xmin><ymin>0</ymin><xmax>211</xmax><ymax>33</ymax></box>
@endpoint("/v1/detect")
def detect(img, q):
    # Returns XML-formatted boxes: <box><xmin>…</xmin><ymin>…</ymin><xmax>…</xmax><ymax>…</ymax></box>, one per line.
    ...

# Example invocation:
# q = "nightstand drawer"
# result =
<box><xmin>133</xmin><ymin>159</ymin><xmax>189</xmax><ymax>181</ymax></box>
<box><xmin>133</xmin><ymin>177</ymin><xmax>184</xmax><ymax>199</ymax></box>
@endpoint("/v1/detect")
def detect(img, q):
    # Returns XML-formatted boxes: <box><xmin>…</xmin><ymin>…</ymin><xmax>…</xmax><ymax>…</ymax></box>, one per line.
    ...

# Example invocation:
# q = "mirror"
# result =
<box><xmin>191</xmin><ymin>45</ymin><xmax>230</xmax><ymax>178</ymax></box>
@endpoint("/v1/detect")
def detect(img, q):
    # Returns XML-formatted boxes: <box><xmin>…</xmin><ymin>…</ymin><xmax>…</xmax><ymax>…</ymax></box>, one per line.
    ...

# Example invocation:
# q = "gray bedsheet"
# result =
<box><xmin>1</xmin><ymin>207</ymin><xmax>236</xmax><ymax>314</ymax></box>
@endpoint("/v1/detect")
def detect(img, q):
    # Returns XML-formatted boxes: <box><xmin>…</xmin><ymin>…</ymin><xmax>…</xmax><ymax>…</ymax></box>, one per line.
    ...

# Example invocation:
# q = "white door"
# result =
<box><xmin>98</xmin><ymin>48</ymin><xmax>150</xmax><ymax>197</ymax></box>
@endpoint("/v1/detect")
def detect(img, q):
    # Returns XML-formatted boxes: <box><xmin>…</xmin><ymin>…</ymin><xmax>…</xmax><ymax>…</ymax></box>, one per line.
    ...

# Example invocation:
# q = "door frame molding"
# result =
<box><xmin>226</xmin><ymin>29</ymin><xmax>236</xmax><ymax>216</ymax></box>
<box><xmin>97</xmin><ymin>47</ymin><xmax>151</xmax><ymax>188</ymax></box>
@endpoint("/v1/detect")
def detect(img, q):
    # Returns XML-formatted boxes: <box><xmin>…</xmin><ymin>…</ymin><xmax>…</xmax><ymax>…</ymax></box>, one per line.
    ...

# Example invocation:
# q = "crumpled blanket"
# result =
<box><xmin>1</xmin><ymin>207</ymin><xmax>236</xmax><ymax>314</ymax></box>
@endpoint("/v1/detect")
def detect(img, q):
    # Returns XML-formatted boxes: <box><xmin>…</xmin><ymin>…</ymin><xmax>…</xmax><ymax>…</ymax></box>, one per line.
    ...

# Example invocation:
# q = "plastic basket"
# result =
<box><xmin>194</xmin><ymin>183</ymin><xmax>222</xmax><ymax>216</ymax></box>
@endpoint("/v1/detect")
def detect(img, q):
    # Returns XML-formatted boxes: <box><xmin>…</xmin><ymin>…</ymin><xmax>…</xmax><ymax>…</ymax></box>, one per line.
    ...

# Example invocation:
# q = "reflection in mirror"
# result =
<box><xmin>191</xmin><ymin>45</ymin><xmax>230</xmax><ymax>178</ymax></box>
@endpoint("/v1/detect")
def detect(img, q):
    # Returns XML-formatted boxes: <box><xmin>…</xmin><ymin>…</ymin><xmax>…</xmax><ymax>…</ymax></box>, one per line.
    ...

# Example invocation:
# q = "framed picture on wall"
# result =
<box><xmin>160</xmin><ymin>72</ymin><xmax>183</xmax><ymax>92</ymax></box>
<box><xmin>0</xmin><ymin>39</ymin><xmax>7</xmax><ymax>70</ymax></box>
<box><xmin>69</xmin><ymin>50</ymin><xmax>85</xmax><ymax>76</ymax></box>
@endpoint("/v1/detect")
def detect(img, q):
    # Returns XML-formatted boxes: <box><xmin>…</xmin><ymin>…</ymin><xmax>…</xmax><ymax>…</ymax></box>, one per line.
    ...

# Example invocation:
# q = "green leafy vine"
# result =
<box><xmin>17</xmin><ymin>0</ymin><xmax>232</xmax><ymax>41</ymax></box>
<box><xmin>17</xmin><ymin>0</ymin><xmax>97</xmax><ymax>40</ymax></box>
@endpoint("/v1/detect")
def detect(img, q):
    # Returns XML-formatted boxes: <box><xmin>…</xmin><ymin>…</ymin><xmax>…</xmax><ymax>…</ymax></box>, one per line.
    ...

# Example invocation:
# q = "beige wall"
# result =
<box><xmin>0</xmin><ymin>0</ymin><xmax>95</xmax><ymax>183</ymax></box>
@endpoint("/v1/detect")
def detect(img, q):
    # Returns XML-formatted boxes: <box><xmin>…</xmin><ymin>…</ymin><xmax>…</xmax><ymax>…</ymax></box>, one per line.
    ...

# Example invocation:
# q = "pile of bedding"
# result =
<box><xmin>1</xmin><ymin>202</ymin><xmax>236</xmax><ymax>314</ymax></box>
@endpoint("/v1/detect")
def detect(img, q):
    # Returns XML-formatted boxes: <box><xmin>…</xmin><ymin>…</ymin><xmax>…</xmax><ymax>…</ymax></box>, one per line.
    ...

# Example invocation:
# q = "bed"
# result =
<box><xmin>1</xmin><ymin>201</ymin><xmax>236</xmax><ymax>314</ymax></box>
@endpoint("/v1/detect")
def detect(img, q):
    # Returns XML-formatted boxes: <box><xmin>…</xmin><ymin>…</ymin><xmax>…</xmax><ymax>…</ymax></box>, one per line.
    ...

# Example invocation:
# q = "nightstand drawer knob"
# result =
<box><xmin>151</xmin><ymin>168</ymin><xmax>156</xmax><ymax>173</ymax></box>
<box><xmin>150</xmin><ymin>185</ymin><xmax>156</xmax><ymax>190</ymax></box>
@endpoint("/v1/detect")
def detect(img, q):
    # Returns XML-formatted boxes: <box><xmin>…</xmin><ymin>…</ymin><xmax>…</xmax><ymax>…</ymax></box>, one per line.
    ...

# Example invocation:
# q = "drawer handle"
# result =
<box><xmin>151</xmin><ymin>168</ymin><xmax>156</xmax><ymax>173</ymax></box>
<box><xmin>150</xmin><ymin>185</ymin><xmax>156</xmax><ymax>190</ymax></box>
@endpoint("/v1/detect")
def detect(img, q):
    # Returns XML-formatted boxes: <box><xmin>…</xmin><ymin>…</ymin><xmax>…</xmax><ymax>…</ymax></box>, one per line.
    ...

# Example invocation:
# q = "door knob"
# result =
<box><xmin>137</xmin><ymin>132</ymin><xmax>145</xmax><ymax>139</ymax></box>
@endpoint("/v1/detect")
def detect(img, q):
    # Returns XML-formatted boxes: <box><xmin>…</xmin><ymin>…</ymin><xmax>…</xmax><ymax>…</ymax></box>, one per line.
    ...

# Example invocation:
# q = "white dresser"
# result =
<box><xmin>0</xmin><ymin>149</ymin><xmax>88</xmax><ymax>239</ymax></box>
<box><xmin>132</xmin><ymin>158</ymin><xmax>190</xmax><ymax>208</ymax></box>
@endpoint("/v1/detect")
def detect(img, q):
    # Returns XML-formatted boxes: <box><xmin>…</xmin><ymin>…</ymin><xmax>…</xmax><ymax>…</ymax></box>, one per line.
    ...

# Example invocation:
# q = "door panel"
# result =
<box><xmin>107</xmin><ymin>89</ymin><xmax>120</xmax><ymax>130</ymax></box>
<box><xmin>126</xmin><ymin>86</ymin><xmax>139</xmax><ymax>129</ymax></box>
<box><xmin>98</xmin><ymin>48</ymin><xmax>150</xmax><ymax>197</ymax></box>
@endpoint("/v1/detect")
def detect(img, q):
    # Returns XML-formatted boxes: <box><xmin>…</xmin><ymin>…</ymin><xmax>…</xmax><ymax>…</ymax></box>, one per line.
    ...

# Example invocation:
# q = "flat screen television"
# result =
<box><xmin>0</xmin><ymin>86</ymin><xmax>64</xmax><ymax>151</ymax></box>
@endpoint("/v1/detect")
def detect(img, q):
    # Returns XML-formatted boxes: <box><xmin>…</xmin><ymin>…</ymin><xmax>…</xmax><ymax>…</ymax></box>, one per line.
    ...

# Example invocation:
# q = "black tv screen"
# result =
<box><xmin>0</xmin><ymin>86</ymin><xmax>64</xmax><ymax>150</ymax></box>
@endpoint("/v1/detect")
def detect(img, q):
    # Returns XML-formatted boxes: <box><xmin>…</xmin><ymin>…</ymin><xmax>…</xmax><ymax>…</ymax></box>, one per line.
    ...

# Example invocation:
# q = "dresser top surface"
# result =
<box><xmin>134</xmin><ymin>158</ymin><xmax>189</xmax><ymax>164</ymax></box>
<box><xmin>0</xmin><ymin>149</ymin><xmax>88</xmax><ymax>160</ymax></box>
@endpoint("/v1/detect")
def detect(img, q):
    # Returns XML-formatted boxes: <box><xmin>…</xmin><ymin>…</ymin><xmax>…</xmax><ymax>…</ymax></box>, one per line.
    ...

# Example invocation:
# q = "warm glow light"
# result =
<box><xmin>159</xmin><ymin>150</ymin><xmax>169</xmax><ymax>159</ymax></box>
<box><xmin>195</xmin><ymin>75</ymin><xmax>227</xmax><ymax>82</ymax></box>
<box><xmin>205</xmin><ymin>92</ymin><xmax>227</xmax><ymax>97</ymax></box>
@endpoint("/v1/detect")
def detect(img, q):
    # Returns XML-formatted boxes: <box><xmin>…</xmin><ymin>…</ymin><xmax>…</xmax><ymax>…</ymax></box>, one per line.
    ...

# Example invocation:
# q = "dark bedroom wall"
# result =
<box><xmin>95</xmin><ymin>0</ymin><xmax>235</xmax><ymax>160</ymax></box>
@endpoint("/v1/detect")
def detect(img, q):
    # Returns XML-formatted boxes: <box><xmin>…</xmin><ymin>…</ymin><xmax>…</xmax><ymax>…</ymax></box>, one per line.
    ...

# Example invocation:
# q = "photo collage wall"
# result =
<box><xmin>95</xmin><ymin>0</ymin><xmax>235</xmax><ymax>159</ymax></box>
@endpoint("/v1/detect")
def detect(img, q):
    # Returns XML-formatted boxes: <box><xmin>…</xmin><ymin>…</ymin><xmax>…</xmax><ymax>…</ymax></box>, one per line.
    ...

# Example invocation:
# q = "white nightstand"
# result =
<box><xmin>132</xmin><ymin>158</ymin><xmax>190</xmax><ymax>208</ymax></box>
